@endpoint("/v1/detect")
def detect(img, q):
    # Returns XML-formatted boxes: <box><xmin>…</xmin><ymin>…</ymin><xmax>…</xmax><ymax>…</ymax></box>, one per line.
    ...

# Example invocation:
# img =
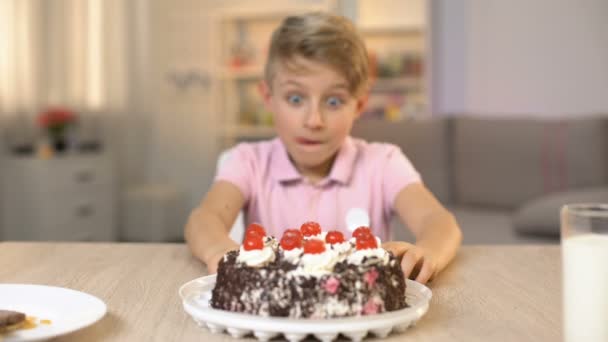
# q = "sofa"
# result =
<box><xmin>351</xmin><ymin>115</ymin><xmax>608</xmax><ymax>244</ymax></box>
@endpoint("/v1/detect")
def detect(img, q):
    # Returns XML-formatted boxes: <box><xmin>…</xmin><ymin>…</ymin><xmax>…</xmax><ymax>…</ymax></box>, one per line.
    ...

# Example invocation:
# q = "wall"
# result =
<box><xmin>429</xmin><ymin>0</ymin><xmax>467</xmax><ymax>114</ymax></box>
<box><xmin>431</xmin><ymin>0</ymin><xmax>608</xmax><ymax>116</ymax></box>
<box><xmin>144</xmin><ymin>0</ymin><xmax>219</xmax><ymax>212</ymax></box>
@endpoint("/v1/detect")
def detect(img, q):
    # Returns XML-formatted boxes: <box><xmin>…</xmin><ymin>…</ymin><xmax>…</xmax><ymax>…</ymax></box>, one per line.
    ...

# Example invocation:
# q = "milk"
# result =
<box><xmin>562</xmin><ymin>234</ymin><xmax>608</xmax><ymax>342</ymax></box>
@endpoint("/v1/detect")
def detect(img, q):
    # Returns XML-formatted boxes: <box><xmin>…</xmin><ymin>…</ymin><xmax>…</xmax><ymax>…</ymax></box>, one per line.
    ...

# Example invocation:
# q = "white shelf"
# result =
<box><xmin>359</xmin><ymin>25</ymin><xmax>424</xmax><ymax>36</ymax></box>
<box><xmin>371</xmin><ymin>77</ymin><xmax>423</xmax><ymax>90</ymax></box>
<box><xmin>221</xmin><ymin>66</ymin><xmax>264</xmax><ymax>80</ymax></box>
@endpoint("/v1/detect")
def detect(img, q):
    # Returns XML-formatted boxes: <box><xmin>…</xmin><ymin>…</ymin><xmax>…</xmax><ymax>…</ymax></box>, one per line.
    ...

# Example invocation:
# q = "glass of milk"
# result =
<box><xmin>561</xmin><ymin>203</ymin><xmax>608</xmax><ymax>342</ymax></box>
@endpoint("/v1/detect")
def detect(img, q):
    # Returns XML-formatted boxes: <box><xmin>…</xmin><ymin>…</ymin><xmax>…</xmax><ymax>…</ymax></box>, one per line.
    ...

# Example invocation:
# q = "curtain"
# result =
<box><xmin>0</xmin><ymin>0</ymin><xmax>128</xmax><ymax>118</ymax></box>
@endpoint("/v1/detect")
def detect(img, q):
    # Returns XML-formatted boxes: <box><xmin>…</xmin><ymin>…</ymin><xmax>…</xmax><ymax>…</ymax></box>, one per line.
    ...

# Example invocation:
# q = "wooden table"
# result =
<box><xmin>0</xmin><ymin>243</ymin><xmax>562</xmax><ymax>341</ymax></box>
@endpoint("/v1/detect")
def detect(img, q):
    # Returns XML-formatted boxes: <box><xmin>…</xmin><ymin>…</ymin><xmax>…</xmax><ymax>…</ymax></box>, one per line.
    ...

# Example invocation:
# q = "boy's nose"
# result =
<box><xmin>304</xmin><ymin>106</ymin><xmax>325</xmax><ymax>129</ymax></box>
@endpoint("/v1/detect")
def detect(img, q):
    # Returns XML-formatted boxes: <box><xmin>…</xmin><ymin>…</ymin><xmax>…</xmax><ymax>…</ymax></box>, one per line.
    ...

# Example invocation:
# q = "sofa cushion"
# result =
<box><xmin>453</xmin><ymin>116</ymin><xmax>608</xmax><ymax>209</ymax></box>
<box><xmin>451</xmin><ymin>206</ymin><xmax>558</xmax><ymax>244</ymax></box>
<box><xmin>351</xmin><ymin>118</ymin><xmax>452</xmax><ymax>204</ymax></box>
<box><xmin>513</xmin><ymin>187</ymin><xmax>608</xmax><ymax>236</ymax></box>
<box><xmin>389</xmin><ymin>206</ymin><xmax>556</xmax><ymax>244</ymax></box>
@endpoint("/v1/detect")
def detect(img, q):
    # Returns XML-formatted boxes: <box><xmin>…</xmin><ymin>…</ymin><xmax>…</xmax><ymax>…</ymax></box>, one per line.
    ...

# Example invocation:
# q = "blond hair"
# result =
<box><xmin>264</xmin><ymin>12</ymin><xmax>369</xmax><ymax>97</ymax></box>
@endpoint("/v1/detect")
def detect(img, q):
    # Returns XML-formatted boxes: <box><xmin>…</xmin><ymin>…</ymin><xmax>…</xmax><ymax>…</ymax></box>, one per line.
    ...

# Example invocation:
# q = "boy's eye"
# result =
<box><xmin>326</xmin><ymin>96</ymin><xmax>343</xmax><ymax>108</ymax></box>
<box><xmin>287</xmin><ymin>94</ymin><xmax>303</xmax><ymax>105</ymax></box>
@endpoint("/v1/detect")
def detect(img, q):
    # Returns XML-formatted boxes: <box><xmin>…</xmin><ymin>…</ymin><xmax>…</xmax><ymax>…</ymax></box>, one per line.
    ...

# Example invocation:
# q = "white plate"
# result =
<box><xmin>179</xmin><ymin>275</ymin><xmax>432</xmax><ymax>342</ymax></box>
<box><xmin>0</xmin><ymin>284</ymin><xmax>107</xmax><ymax>341</ymax></box>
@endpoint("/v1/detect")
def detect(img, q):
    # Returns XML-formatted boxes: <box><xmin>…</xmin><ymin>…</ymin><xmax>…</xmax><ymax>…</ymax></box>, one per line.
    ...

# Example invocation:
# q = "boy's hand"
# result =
<box><xmin>204</xmin><ymin>242</ymin><xmax>239</xmax><ymax>274</ymax></box>
<box><xmin>382</xmin><ymin>241</ymin><xmax>436</xmax><ymax>284</ymax></box>
<box><xmin>205</xmin><ymin>251</ymin><xmax>224</xmax><ymax>274</ymax></box>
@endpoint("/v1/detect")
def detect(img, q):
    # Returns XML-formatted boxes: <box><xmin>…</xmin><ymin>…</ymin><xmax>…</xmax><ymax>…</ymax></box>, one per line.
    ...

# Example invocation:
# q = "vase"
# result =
<box><xmin>52</xmin><ymin>136</ymin><xmax>68</xmax><ymax>153</ymax></box>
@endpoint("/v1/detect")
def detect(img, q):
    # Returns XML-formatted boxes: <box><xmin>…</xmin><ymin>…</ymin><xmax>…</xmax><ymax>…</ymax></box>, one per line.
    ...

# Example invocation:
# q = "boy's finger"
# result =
<box><xmin>415</xmin><ymin>258</ymin><xmax>434</xmax><ymax>284</ymax></box>
<box><xmin>400</xmin><ymin>249</ymin><xmax>420</xmax><ymax>279</ymax></box>
<box><xmin>381</xmin><ymin>241</ymin><xmax>414</xmax><ymax>257</ymax></box>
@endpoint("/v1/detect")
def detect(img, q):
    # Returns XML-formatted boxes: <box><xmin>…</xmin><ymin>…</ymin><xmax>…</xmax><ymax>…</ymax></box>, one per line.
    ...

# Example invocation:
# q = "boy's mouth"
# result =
<box><xmin>295</xmin><ymin>137</ymin><xmax>322</xmax><ymax>145</ymax></box>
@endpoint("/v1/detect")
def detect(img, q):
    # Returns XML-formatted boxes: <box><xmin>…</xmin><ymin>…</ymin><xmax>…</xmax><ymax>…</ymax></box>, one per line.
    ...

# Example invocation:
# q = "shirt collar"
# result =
<box><xmin>327</xmin><ymin>136</ymin><xmax>357</xmax><ymax>185</ymax></box>
<box><xmin>270</xmin><ymin>138</ymin><xmax>302</xmax><ymax>183</ymax></box>
<box><xmin>270</xmin><ymin>136</ymin><xmax>358</xmax><ymax>185</ymax></box>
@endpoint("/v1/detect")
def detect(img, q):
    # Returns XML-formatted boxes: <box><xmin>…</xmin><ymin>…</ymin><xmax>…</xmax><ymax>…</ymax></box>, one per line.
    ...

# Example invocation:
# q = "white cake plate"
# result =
<box><xmin>179</xmin><ymin>274</ymin><xmax>432</xmax><ymax>342</ymax></box>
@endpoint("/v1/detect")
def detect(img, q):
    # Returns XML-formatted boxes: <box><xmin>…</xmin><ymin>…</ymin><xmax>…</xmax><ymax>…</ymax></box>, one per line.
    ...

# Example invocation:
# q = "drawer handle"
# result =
<box><xmin>75</xmin><ymin>171</ymin><xmax>95</xmax><ymax>183</ymax></box>
<box><xmin>75</xmin><ymin>204</ymin><xmax>95</xmax><ymax>217</ymax></box>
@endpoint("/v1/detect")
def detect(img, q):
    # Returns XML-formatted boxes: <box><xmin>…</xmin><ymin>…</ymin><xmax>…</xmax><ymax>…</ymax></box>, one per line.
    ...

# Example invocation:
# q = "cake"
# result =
<box><xmin>210</xmin><ymin>222</ymin><xmax>407</xmax><ymax>318</ymax></box>
<box><xmin>0</xmin><ymin>310</ymin><xmax>26</xmax><ymax>333</ymax></box>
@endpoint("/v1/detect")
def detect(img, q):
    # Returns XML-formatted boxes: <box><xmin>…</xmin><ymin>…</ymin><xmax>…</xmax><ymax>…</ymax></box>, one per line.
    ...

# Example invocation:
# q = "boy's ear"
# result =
<box><xmin>258</xmin><ymin>80</ymin><xmax>273</xmax><ymax>111</ymax></box>
<box><xmin>354</xmin><ymin>93</ymin><xmax>369</xmax><ymax>119</ymax></box>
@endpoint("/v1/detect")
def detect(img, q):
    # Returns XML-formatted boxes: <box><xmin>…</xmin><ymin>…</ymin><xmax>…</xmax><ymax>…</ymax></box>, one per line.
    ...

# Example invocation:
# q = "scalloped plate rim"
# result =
<box><xmin>179</xmin><ymin>274</ymin><xmax>431</xmax><ymax>335</ymax></box>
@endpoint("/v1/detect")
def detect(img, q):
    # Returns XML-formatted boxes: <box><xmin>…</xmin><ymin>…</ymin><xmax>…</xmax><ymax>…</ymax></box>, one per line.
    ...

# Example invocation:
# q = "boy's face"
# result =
<box><xmin>261</xmin><ymin>57</ymin><xmax>366</xmax><ymax>173</ymax></box>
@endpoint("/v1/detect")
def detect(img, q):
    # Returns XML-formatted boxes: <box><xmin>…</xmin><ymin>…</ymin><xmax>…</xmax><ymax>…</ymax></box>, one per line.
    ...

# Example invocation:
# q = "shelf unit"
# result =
<box><xmin>358</xmin><ymin>25</ymin><xmax>424</xmax><ymax>37</ymax></box>
<box><xmin>353</xmin><ymin>0</ymin><xmax>429</xmax><ymax>121</ymax></box>
<box><xmin>359</xmin><ymin>25</ymin><xmax>429</xmax><ymax>121</ymax></box>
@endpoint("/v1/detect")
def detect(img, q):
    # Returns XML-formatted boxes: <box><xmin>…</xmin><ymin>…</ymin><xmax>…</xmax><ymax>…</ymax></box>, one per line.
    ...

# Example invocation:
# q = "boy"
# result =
<box><xmin>185</xmin><ymin>12</ymin><xmax>461</xmax><ymax>284</ymax></box>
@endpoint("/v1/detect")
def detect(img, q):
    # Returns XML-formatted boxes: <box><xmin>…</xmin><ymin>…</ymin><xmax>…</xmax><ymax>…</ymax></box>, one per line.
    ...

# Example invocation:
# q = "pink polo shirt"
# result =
<box><xmin>215</xmin><ymin>136</ymin><xmax>421</xmax><ymax>241</ymax></box>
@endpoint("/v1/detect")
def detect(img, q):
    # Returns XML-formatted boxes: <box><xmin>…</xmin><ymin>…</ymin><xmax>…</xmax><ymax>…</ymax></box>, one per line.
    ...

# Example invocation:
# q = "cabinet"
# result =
<box><xmin>0</xmin><ymin>154</ymin><xmax>117</xmax><ymax>241</ymax></box>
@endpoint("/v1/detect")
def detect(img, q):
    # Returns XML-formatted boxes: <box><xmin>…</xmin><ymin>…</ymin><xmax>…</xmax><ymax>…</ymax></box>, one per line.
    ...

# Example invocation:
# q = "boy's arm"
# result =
<box><xmin>384</xmin><ymin>182</ymin><xmax>462</xmax><ymax>284</ymax></box>
<box><xmin>185</xmin><ymin>180</ymin><xmax>245</xmax><ymax>273</ymax></box>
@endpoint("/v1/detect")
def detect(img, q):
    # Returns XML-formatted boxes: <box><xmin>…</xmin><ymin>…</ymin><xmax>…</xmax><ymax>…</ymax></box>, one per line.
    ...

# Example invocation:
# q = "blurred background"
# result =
<box><xmin>0</xmin><ymin>0</ymin><xmax>607</xmax><ymax>244</ymax></box>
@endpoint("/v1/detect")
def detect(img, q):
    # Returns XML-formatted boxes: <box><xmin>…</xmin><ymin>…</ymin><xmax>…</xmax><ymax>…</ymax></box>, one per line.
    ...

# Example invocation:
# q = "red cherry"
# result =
<box><xmin>325</xmin><ymin>230</ymin><xmax>345</xmax><ymax>244</ymax></box>
<box><xmin>280</xmin><ymin>236</ymin><xmax>302</xmax><ymax>250</ymax></box>
<box><xmin>246</xmin><ymin>223</ymin><xmax>266</xmax><ymax>238</ymax></box>
<box><xmin>303</xmin><ymin>239</ymin><xmax>326</xmax><ymax>254</ymax></box>
<box><xmin>352</xmin><ymin>226</ymin><xmax>373</xmax><ymax>239</ymax></box>
<box><xmin>243</xmin><ymin>235</ymin><xmax>264</xmax><ymax>251</ymax></box>
<box><xmin>300</xmin><ymin>221</ymin><xmax>322</xmax><ymax>237</ymax></box>
<box><xmin>282</xmin><ymin>229</ymin><xmax>303</xmax><ymax>241</ymax></box>
<box><xmin>356</xmin><ymin>235</ymin><xmax>378</xmax><ymax>250</ymax></box>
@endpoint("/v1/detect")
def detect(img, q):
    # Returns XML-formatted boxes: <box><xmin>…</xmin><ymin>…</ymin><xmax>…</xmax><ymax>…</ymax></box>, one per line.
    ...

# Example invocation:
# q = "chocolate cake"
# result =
<box><xmin>0</xmin><ymin>310</ymin><xmax>26</xmax><ymax>333</ymax></box>
<box><xmin>211</xmin><ymin>222</ymin><xmax>407</xmax><ymax>318</ymax></box>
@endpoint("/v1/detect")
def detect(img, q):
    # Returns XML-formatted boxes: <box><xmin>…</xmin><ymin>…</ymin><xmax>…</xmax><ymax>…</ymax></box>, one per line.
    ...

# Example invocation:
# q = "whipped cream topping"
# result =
<box><xmin>329</xmin><ymin>240</ymin><xmax>353</xmax><ymax>255</ymax></box>
<box><xmin>289</xmin><ymin>249</ymin><xmax>341</xmax><ymax>276</ymax></box>
<box><xmin>283</xmin><ymin>247</ymin><xmax>303</xmax><ymax>264</ymax></box>
<box><xmin>237</xmin><ymin>245</ymin><xmax>276</xmax><ymax>267</ymax></box>
<box><xmin>346</xmin><ymin>247</ymin><xmax>389</xmax><ymax>266</ymax></box>
<box><xmin>237</xmin><ymin>227</ymin><xmax>387</xmax><ymax>271</ymax></box>
<box><xmin>282</xmin><ymin>232</ymin><xmax>387</xmax><ymax>275</ymax></box>
<box><xmin>236</xmin><ymin>235</ymin><xmax>279</xmax><ymax>267</ymax></box>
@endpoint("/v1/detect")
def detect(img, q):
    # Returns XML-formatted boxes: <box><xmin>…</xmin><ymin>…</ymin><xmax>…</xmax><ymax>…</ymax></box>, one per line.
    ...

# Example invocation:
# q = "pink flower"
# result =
<box><xmin>324</xmin><ymin>277</ymin><xmax>340</xmax><ymax>294</ymax></box>
<box><xmin>364</xmin><ymin>268</ymin><xmax>379</xmax><ymax>288</ymax></box>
